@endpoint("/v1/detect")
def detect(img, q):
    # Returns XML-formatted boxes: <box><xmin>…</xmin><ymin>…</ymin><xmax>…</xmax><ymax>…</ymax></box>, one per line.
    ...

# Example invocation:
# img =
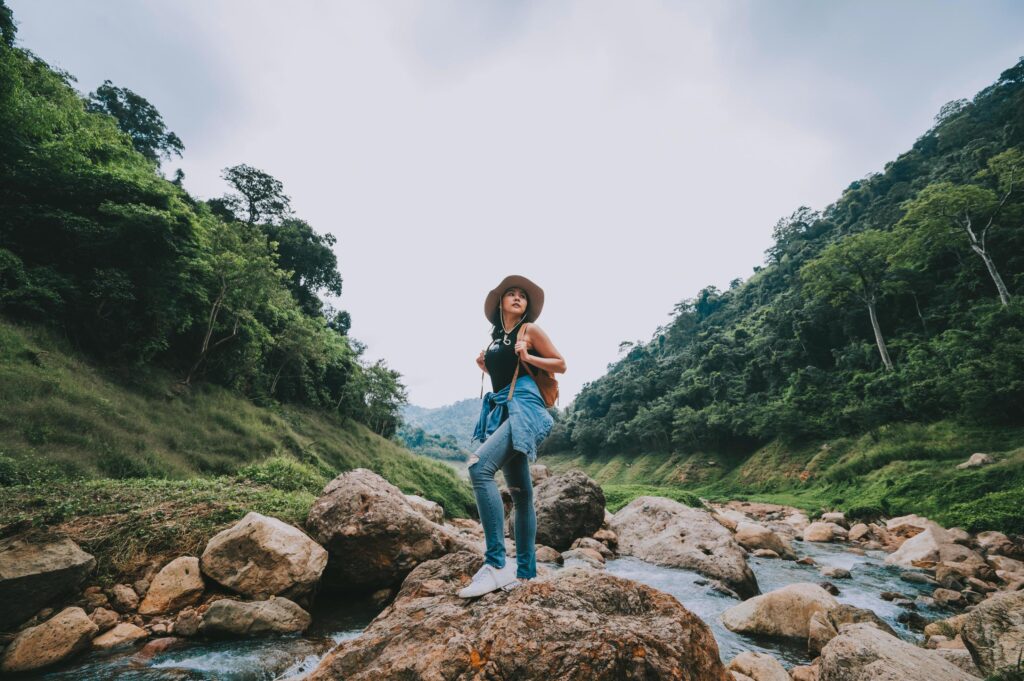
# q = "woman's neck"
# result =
<box><xmin>501</xmin><ymin>312</ymin><xmax>524</xmax><ymax>331</ymax></box>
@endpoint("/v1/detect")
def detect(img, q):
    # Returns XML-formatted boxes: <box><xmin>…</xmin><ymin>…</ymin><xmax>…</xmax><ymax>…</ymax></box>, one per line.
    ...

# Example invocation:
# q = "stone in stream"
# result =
<box><xmin>0</xmin><ymin>536</ymin><xmax>96</xmax><ymax>629</ymax></box>
<box><xmin>305</xmin><ymin>550</ymin><xmax>729</xmax><ymax>681</ymax></box>
<box><xmin>507</xmin><ymin>470</ymin><xmax>606</xmax><ymax>551</ymax></box>
<box><xmin>958</xmin><ymin>590</ymin><xmax>1024</xmax><ymax>676</ymax></box>
<box><xmin>201</xmin><ymin>511</ymin><xmax>328</xmax><ymax>600</ymax></box>
<box><xmin>726</xmin><ymin>651</ymin><xmax>789</xmax><ymax>681</ymax></box>
<box><xmin>734</xmin><ymin>522</ymin><xmax>797</xmax><ymax>560</ymax></box>
<box><xmin>817</xmin><ymin>623</ymin><xmax>980</xmax><ymax>681</ymax></box>
<box><xmin>802</xmin><ymin>522</ymin><xmax>838</xmax><ymax>542</ymax></box>
<box><xmin>91</xmin><ymin>622</ymin><xmax>148</xmax><ymax>650</ymax></box>
<box><xmin>0</xmin><ymin>606</ymin><xmax>98</xmax><ymax>673</ymax></box>
<box><xmin>721</xmin><ymin>583</ymin><xmax>837</xmax><ymax>639</ymax></box>
<box><xmin>137</xmin><ymin>556</ymin><xmax>205</xmax><ymax>615</ymax></box>
<box><xmin>610</xmin><ymin>496</ymin><xmax>759</xmax><ymax>599</ymax></box>
<box><xmin>305</xmin><ymin>468</ymin><xmax>479</xmax><ymax>592</ymax></box>
<box><xmin>807</xmin><ymin>604</ymin><xmax>897</xmax><ymax>655</ymax></box>
<box><xmin>199</xmin><ymin>596</ymin><xmax>312</xmax><ymax>637</ymax></box>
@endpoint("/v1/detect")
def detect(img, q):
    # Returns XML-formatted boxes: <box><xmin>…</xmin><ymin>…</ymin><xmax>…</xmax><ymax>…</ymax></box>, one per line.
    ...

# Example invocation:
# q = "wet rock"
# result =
<box><xmin>0</xmin><ymin>536</ymin><xmax>96</xmax><ymax>629</ymax></box>
<box><xmin>138</xmin><ymin>557</ymin><xmax>205</xmax><ymax>616</ymax></box>
<box><xmin>753</xmin><ymin>549</ymin><xmax>780</xmax><ymax>559</ymax></box>
<box><xmin>900</xmin><ymin>571</ymin><xmax>938</xmax><ymax>586</ymax></box>
<box><xmin>817</xmin><ymin>623</ymin><xmax>978</xmax><ymax>681</ymax></box>
<box><xmin>570</xmin><ymin>536</ymin><xmax>614</xmax><ymax>559</ymax></box>
<box><xmin>958</xmin><ymin>590</ymin><xmax>1024</xmax><ymax>676</ymax></box>
<box><xmin>305</xmin><ymin>550</ymin><xmax>729</xmax><ymax>681</ymax></box>
<box><xmin>721</xmin><ymin>583</ymin><xmax>837</xmax><ymax>639</ymax></box>
<box><xmin>611</xmin><ymin>496</ymin><xmax>759</xmax><ymax>599</ymax></box>
<box><xmin>89</xmin><ymin>606</ymin><xmax>119</xmax><ymax>632</ymax></box>
<box><xmin>403</xmin><ymin>494</ymin><xmax>444</xmax><ymax>523</ymax></box>
<box><xmin>201</xmin><ymin>512</ymin><xmax>328</xmax><ymax>600</ymax></box>
<box><xmin>819</xmin><ymin>566</ymin><xmax>851</xmax><ymax>579</ymax></box>
<box><xmin>885</xmin><ymin>523</ymin><xmax>948</xmax><ymax>568</ymax></box>
<box><xmin>199</xmin><ymin>596</ymin><xmax>312</xmax><ymax>637</ymax></box>
<box><xmin>735</xmin><ymin>522</ymin><xmax>796</xmax><ymax>560</ymax></box>
<box><xmin>848</xmin><ymin>523</ymin><xmax>870</xmax><ymax>542</ymax></box>
<box><xmin>808</xmin><ymin>604</ymin><xmax>896</xmax><ymax>655</ymax></box>
<box><xmin>172</xmin><ymin>607</ymin><xmax>202</xmax><ymax>637</ymax></box>
<box><xmin>306</xmin><ymin>468</ymin><xmax>478</xmax><ymax>593</ymax></box>
<box><xmin>527</xmin><ymin>470</ymin><xmax>606</xmax><ymax>551</ymax></box>
<box><xmin>819</xmin><ymin>582</ymin><xmax>840</xmax><ymax>596</ymax></box>
<box><xmin>0</xmin><ymin>607</ymin><xmax>97</xmax><ymax>673</ymax></box>
<box><xmin>726</xmin><ymin>651</ymin><xmax>789</xmax><ymax>681</ymax></box>
<box><xmin>92</xmin><ymin>622</ymin><xmax>148</xmax><ymax>650</ymax></box>
<box><xmin>561</xmin><ymin>548</ymin><xmax>605</xmax><ymax>569</ymax></box>
<box><xmin>108</xmin><ymin>583</ymin><xmax>140</xmax><ymax>613</ymax></box>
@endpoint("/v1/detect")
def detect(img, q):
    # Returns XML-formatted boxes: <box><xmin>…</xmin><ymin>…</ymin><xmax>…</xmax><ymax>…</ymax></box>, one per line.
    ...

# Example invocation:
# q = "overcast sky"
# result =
<box><xmin>10</xmin><ymin>1</ymin><xmax>1024</xmax><ymax>409</ymax></box>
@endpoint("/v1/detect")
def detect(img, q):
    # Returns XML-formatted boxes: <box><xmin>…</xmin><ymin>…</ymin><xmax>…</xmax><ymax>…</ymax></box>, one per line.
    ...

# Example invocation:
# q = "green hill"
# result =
<box><xmin>0</xmin><ymin>318</ymin><xmax>475</xmax><ymax>581</ymax></box>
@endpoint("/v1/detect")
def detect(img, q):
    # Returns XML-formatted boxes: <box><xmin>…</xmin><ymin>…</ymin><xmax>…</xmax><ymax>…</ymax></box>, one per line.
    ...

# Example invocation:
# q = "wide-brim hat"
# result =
<box><xmin>484</xmin><ymin>274</ymin><xmax>544</xmax><ymax>325</ymax></box>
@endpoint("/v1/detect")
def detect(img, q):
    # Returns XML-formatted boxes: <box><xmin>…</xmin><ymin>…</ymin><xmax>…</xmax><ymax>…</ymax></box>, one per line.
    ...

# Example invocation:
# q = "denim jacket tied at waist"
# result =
<box><xmin>472</xmin><ymin>372</ymin><xmax>554</xmax><ymax>463</ymax></box>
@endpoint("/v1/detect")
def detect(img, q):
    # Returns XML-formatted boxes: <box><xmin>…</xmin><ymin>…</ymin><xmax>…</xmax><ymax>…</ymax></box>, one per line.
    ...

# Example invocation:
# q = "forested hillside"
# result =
<box><xmin>543</xmin><ymin>58</ymin><xmax>1024</xmax><ymax>531</ymax></box>
<box><xmin>0</xmin><ymin>9</ymin><xmax>406</xmax><ymax>439</ymax></box>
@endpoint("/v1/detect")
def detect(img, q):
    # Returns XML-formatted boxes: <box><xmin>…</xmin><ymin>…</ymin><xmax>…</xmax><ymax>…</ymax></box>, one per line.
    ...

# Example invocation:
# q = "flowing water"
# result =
<box><xmin>34</xmin><ymin>540</ymin><xmax>943</xmax><ymax>679</ymax></box>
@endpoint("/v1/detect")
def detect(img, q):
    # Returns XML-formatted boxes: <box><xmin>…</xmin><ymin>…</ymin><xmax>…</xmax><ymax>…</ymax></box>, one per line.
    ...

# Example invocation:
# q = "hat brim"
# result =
<box><xmin>484</xmin><ymin>274</ymin><xmax>544</xmax><ymax>325</ymax></box>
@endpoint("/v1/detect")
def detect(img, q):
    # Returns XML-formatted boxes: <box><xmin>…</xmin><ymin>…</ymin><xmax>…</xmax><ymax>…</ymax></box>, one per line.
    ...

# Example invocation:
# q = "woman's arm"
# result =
<box><xmin>517</xmin><ymin>324</ymin><xmax>567</xmax><ymax>374</ymax></box>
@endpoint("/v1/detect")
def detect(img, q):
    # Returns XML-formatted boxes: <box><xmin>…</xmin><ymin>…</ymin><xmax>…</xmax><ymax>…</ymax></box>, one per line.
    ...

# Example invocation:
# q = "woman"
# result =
<box><xmin>458</xmin><ymin>274</ymin><xmax>567</xmax><ymax>598</ymax></box>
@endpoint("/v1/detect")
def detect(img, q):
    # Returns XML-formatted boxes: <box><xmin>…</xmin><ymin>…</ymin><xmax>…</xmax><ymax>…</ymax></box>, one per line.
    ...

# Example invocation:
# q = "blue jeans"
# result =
<box><xmin>468</xmin><ymin>416</ymin><xmax>537</xmax><ymax>579</ymax></box>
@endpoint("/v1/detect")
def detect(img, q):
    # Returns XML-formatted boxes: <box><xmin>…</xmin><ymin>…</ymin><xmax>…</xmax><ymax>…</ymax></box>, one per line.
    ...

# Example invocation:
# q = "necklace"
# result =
<box><xmin>500</xmin><ymin>314</ymin><xmax>526</xmax><ymax>345</ymax></box>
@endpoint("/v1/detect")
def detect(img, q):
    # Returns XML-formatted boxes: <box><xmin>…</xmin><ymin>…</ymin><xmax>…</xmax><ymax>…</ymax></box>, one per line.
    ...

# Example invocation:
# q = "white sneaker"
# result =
<box><xmin>457</xmin><ymin>561</ymin><xmax>518</xmax><ymax>598</ymax></box>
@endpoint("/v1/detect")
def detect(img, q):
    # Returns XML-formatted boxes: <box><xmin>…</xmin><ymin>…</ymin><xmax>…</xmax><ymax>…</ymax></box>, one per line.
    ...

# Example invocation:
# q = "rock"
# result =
<box><xmin>133</xmin><ymin>578</ymin><xmax>150</xmax><ymax>598</ymax></box>
<box><xmin>735</xmin><ymin>522</ymin><xmax>797</xmax><ymax>560</ymax></box>
<box><xmin>932</xmin><ymin>588</ymin><xmax>963</xmax><ymax>607</ymax></box>
<box><xmin>726</xmin><ymin>651</ymin><xmax>789</xmax><ymax>681</ymax></box>
<box><xmin>570</xmin><ymin>536</ymin><xmax>614</xmax><ymax>559</ymax></box>
<box><xmin>201</xmin><ymin>511</ymin><xmax>328</xmax><ymax>600</ymax></box>
<box><xmin>89</xmin><ymin>606</ymin><xmax>119</xmax><ymax>632</ymax></box>
<box><xmin>730</xmin><ymin>673</ymin><xmax>755</xmax><ymax>681</ymax></box>
<box><xmin>848</xmin><ymin>523</ymin><xmax>870</xmax><ymax>542</ymax></box>
<box><xmin>976</xmin><ymin>531</ymin><xmax>1014</xmax><ymax>556</ymax></box>
<box><xmin>790</xmin><ymin>664</ymin><xmax>819</xmax><ymax>681</ymax></box>
<box><xmin>956</xmin><ymin>452</ymin><xmax>994</xmax><ymax>469</ymax></box>
<box><xmin>887</xmin><ymin>523</ymin><xmax>949</xmax><ymax>568</ymax></box>
<box><xmin>529</xmin><ymin>463</ymin><xmax>551</xmax><ymax>484</ymax></box>
<box><xmin>561</xmin><ymin>548</ymin><xmax>605</xmax><ymax>570</ymax></box>
<box><xmin>721</xmin><ymin>583</ymin><xmax>837</xmax><ymax>639</ymax></box>
<box><xmin>796</xmin><ymin>557</ymin><xmax>817</xmax><ymax>566</ymax></box>
<box><xmin>808</xmin><ymin>604</ymin><xmax>896</xmax><ymax>655</ymax></box>
<box><xmin>886</xmin><ymin>514</ymin><xmax>932</xmax><ymax>538</ymax></box>
<box><xmin>820</xmin><ymin>512</ymin><xmax>847</xmax><ymax>528</ymax></box>
<box><xmin>803</xmin><ymin>523</ymin><xmax>836</xmax><ymax>542</ymax></box>
<box><xmin>108</xmin><ymin>583</ymin><xmax>140</xmax><ymax>613</ymax></box>
<box><xmin>819</xmin><ymin>582</ymin><xmax>840</xmax><ymax>596</ymax></box>
<box><xmin>901</xmin><ymin>571</ymin><xmax>939</xmax><ymax>586</ymax></box>
<box><xmin>0</xmin><ymin>607</ymin><xmax>97</xmax><ymax>673</ymax></box>
<box><xmin>934</xmin><ymin>649</ymin><xmax>982</xmax><ymax>677</ymax></box>
<box><xmin>753</xmin><ymin>549</ymin><xmax>780</xmax><ymax>559</ymax></box>
<box><xmin>808</xmin><ymin>611</ymin><xmax>838</xmax><ymax>656</ymax></box>
<box><xmin>939</xmin><ymin>543</ymin><xmax>986</xmax><ymax>567</ymax></box>
<box><xmin>83</xmin><ymin>588</ymin><xmax>110</xmax><ymax>611</ymax></box>
<box><xmin>306</xmin><ymin>468</ymin><xmax>478</xmax><ymax>592</ymax></box>
<box><xmin>880</xmin><ymin>591</ymin><xmax>903</xmax><ymax>601</ymax></box>
<box><xmin>819</xmin><ymin>566</ymin><xmax>851</xmax><ymax>579</ymax></box>
<box><xmin>958</xmin><ymin>590</ymin><xmax>1024</xmax><ymax>675</ymax></box>
<box><xmin>611</xmin><ymin>496</ymin><xmax>759</xmax><ymax>599</ymax></box>
<box><xmin>0</xmin><ymin>536</ymin><xmax>96</xmax><ymax>629</ymax></box>
<box><xmin>403</xmin><ymin>494</ymin><xmax>445</xmax><ymax>523</ymax></box>
<box><xmin>525</xmin><ymin>470</ymin><xmax>606</xmax><ymax>551</ymax></box>
<box><xmin>783</xmin><ymin>512</ymin><xmax>810</xmax><ymax>532</ymax></box>
<box><xmin>305</xmin><ymin>550</ymin><xmax>729</xmax><ymax>681</ymax></box>
<box><xmin>946</xmin><ymin>528</ymin><xmax>971</xmax><ymax>545</ymax></box>
<box><xmin>535</xmin><ymin>545</ymin><xmax>562</xmax><ymax>563</ymax></box>
<box><xmin>592</xmin><ymin>528</ymin><xmax>617</xmax><ymax>545</ymax></box>
<box><xmin>987</xmin><ymin>554</ymin><xmax>1024</xmax><ymax>575</ymax></box>
<box><xmin>91</xmin><ymin>622</ymin><xmax>148</xmax><ymax>650</ymax></box>
<box><xmin>138</xmin><ymin>557</ymin><xmax>205</xmax><ymax>616</ymax></box>
<box><xmin>172</xmin><ymin>607</ymin><xmax>202</xmax><ymax>637</ymax></box>
<box><xmin>817</xmin><ymin>623</ymin><xmax>979</xmax><ymax>681</ymax></box>
<box><xmin>199</xmin><ymin>596</ymin><xmax>312</xmax><ymax>637</ymax></box>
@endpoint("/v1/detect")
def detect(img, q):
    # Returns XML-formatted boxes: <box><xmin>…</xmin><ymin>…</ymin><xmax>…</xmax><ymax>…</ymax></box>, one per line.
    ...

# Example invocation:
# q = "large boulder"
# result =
<box><xmin>721</xmin><ymin>583</ymin><xmax>837</xmax><ymax>639</ymax></box>
<box><xmin>803</xmin><ymin>522</ymin><xmax>837</xmax><ymax>542</ymax></box>
<box><xmin>306</xmin><ymin>550</ymin><xmax>729</xmax><ymax>681</ymax></box>
<box><xmin>734</xmin><ymin>522</ymin><xmax>797</xmax><ymax>560</ymax></box>
<box><xmin>726</xmin><ymin>652</ymin><xmax>789</xmax><ymax>681</ymax></box>
<box><xmin>91</xmin><ymin>622</ymin><xmax>148</xmax><ymax>650</ymax></box>
<box><xmin>611</xmin><ymin>496</ymin><xmax>759</xmax><ymax>599</ymax></box>
<box><xmin>808</xmin><ymin>604</ymin><xmax>897</xmax><ymax>655</ymax></box>
<box><xmin>199</xmin><ymin>596</ymin><xmax>312</xmax><ymax>637</ymax></box>
<box><xmin>817</xmin><ymin>623</ymin><xmax>979</xmax><ymax>681</ymax></box>
<box><xmin>0</xmin><ymin>536</ymin><xmax>95</xmax><ymax>629</ymax></box>
<box><xmin>201</xmin><ymin>512</ymin><xmax>327</xmax><ymax>600</ymax></box>
<box><xmin>403</xmin><ymin>494</ymin><xmax>444</xmax><ymax>523</ymax></box>
<box><xmin>885</xmin><ymin>523</ymin><xmax>949</xmax><ymax>568</ymax></box>
<box><xmin>0</xmin><ymin>606</ymin><xmax>98</xmax><ymax>673</ymax></box>
<box><xmin>959</xmin><ymin>590</ymin><xmax>1024</xmax><ymax>675</ymax></box>
<box><xmin>956</xmin><ymin>453</ymin><xmax>994</xmax><ymax>469</ymax></box>
<box><xmin>517</xmin><ymin>470</ymin><xmax>606</xmax><ymax>551</ymax></box>
<box><xmin>306</xmin><ymin>468</ymin><xmax>477</xmax><ymax>592</ymax></box>
<box><xmin>138</xmin><ymin>556</ymin><xmax>205</xmax><ymax>615</ymax></box>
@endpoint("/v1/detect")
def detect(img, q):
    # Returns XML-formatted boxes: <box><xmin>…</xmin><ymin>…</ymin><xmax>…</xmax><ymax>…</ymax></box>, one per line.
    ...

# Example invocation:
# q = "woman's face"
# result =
<box><xmin>502</xmin><ymin>287</ymin><xmax>528</xmax><ymax>317</ymax></box>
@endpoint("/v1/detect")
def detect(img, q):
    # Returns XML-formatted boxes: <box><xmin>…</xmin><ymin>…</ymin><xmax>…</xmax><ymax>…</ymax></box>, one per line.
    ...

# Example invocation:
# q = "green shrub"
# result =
<box><xmin>236</xmin><ymin>456</ymin><xmax>328</xmax><ymax>494</ymax></box>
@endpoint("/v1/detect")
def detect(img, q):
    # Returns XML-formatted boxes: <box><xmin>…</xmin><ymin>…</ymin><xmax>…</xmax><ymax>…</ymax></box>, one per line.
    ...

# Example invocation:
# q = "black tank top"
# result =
<box><xmin>484</xmin><ymin>322</ymin><xmax>542</xmax><ymax>393</ymax></box>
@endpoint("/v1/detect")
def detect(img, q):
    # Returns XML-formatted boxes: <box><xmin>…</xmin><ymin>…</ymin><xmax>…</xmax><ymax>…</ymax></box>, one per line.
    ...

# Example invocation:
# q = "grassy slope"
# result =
<box><xmin>0</xmin><ymin>318</ymin><xmax>476</xmax><ymax>582</ymax></box>
<box><xmin>544</xmin><ymin>421</ymin><xmax>1024</xmax><ymax>533</ymax></box>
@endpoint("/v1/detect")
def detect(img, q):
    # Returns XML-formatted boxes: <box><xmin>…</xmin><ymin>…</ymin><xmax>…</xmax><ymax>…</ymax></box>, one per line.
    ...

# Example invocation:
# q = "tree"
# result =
<box><xmin>800</xmin><ymin>230</ymin><xmax>899</xmax><ymax>371</ymax></box>
<box><xmin>85</xmin><ymin>80</ymin><xmax>184</xmax><ymax>164</ymax></box>
<box><xmin>0</xmin><ymin>0</ymin><xmax>15</xmax><ymax>47</ymax></box>
<box><xmin>896</xmin><ymin>148</ymin><xmax>1022</xmax><ymax>306</ymax></box>
<box><xmin>217</xmin><ymin>164</ymin><xmax>292</xmax><ymax>225</ymax></box>
<box><xmin>263</xmin><ymin>217</ymin><xmax>343</xmax><ymax>315</ymax></box>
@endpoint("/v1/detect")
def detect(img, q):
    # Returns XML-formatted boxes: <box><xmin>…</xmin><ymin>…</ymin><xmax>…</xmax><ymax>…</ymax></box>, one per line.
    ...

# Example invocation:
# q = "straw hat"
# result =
<box><xmin>484</xmin><ymin>274</ymin><xmax>545</xmax><ymax>325</ymax></box>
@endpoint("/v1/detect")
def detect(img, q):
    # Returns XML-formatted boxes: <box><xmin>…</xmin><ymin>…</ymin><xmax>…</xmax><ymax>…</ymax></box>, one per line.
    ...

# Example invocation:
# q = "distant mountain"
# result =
<box><xmin>402</xmin><ymin>398</ymin><xmax>481</xmax><ymax>451</ymax></box>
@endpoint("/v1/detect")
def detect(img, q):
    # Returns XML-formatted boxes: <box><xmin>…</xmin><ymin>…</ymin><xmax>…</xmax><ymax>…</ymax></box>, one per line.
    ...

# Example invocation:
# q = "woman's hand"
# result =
<box><xmin>515</xmin><ymin>338</ymin><xmax>532</xmax><ymax>363</ymax></box>
<box><xmin>476</xmin><ymin>350</ymin><xmax>487</xmax><ymax>372</ymax></box>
